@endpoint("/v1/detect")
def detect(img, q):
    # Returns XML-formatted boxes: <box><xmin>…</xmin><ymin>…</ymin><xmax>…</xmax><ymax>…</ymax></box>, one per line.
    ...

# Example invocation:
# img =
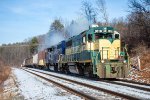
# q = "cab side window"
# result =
<box><xmin>115</xmin><ymin>34</ymin><xmax>120</xmax><ymax>39</ymax></box>
<box><xmin>88</xmin><ymin>34</ymin><xmax>92</xmax><ymax>42</ymax></box>
<box><xmin>82</xmin><ymin>36</ymin><xmax>86</xmax><ymax>43</ymax></box>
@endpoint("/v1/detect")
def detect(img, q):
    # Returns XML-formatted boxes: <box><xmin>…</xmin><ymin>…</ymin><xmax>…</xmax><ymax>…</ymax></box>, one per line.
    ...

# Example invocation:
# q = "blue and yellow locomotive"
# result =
<box><xmin>44</xmin><ymin>25</ymin><xmax>130</xmax><ymax>78</ymax></box>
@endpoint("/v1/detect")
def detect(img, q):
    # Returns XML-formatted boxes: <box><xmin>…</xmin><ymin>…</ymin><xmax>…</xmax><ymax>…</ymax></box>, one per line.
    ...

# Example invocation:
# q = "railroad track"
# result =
<box><xmin>22</xmin><ymin>68</ymin><xmax>97</xmax><ymax>100</ymax></box>
<box><xmin>22</xmin><ymin>67</ymin><xmax>150</xmax><ymax>100</ymax></box>
<box><xmin>25</xmin><ymin>68</ymin><xmax>150</xmax><ymax>92</ymax></box>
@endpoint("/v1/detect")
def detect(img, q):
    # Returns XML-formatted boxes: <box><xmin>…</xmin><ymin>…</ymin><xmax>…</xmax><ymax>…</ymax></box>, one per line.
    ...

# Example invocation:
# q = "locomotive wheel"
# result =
<box><xmin>59</xmin><ymin>63</ymin><xmax>65</xmax><ymax>72</ymax></box>
<box><xmin>76</xmin><ymin>63</ymin><xmax>84</xmax><ymax>76</ymax></box>
<box><xmin>65</xmin><ymin>64</ymin><xmax>70</xmax><ymax>74</ymax></box>
<box><xmin>85</xmin><ymin>63</ymin><xmax>94</xmax><ymax>78</ymax></box>
<box><xmin>47</xmin><ymin>63</ymin><xmax>50</xmax><ymax>70</ymax></box>
<box><xmin>46</xmin><ymin>63</ymin><xmax>49</xmax><ymax>70</ymax></box>
<box><xmin>88</xmin><ymin>69</ymin><xmax>94</xmax><ymax>78</ymax></box>
<box><xmin>54</xmin><ymin>64</ymin><xmax>58</xmax><ymax>71</ymax></box>
<box><xmin>39</xmin><ymin>65</ymin><xmax>42</xmax><ymax>69</ymax></box>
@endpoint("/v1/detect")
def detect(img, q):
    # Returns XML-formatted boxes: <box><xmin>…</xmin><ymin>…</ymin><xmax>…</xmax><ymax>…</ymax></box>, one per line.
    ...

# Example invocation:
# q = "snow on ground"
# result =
<box><xmin>13</xmin><ymin>68</ymin><xmax>82</xmax><ymax>100</ymax></box>
<box><xmin>26</xmin><ymin>69</ymin><xmax>121</xmax><ymax>99</ymax></box>
<box><xmin>29</xmin><ymin>68</ymin><xmax>150</xmax><ymax>99</ymax></box>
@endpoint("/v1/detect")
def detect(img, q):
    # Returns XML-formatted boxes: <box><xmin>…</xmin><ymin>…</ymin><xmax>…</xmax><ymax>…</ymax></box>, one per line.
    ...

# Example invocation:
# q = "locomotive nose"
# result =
<box><xmin>99</xmin><ymin>39</ymin><xmax>120</xmax><ymax>60</ymax></box>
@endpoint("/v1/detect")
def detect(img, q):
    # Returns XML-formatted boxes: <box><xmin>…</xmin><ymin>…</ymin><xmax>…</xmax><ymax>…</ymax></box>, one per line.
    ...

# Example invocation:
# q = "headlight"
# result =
<box><xmin>123</xmin><ymin>60</ymin><xmax>126</xmax><ymax>63</ymax></box>
<box><xmin>101</xmin><ymin>60</ymin><xmax>104</xmax><ymax>63</ymax></box>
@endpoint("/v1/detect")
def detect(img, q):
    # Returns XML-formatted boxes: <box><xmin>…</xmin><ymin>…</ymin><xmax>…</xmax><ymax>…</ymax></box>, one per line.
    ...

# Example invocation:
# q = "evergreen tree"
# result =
<box><xmin>29</xmin><ymin>37</ymin><xmax>38</xmax><ymax>54</ymax></box>
<box><xmin>50</xmin><ymin>19</ymin><xmax>64</xmax><ymax>32</ymax></box>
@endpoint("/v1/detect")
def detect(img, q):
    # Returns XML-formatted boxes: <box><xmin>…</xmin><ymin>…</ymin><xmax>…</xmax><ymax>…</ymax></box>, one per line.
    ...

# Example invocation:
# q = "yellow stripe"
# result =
<box><xmin>78</xmin><ymin>60</ymin><xmax>92</xmax><ymax>63</ymax></box>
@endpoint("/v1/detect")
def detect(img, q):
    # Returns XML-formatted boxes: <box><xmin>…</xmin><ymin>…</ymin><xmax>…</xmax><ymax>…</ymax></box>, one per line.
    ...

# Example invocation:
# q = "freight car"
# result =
<box><xmin>38</xmin><ymin>51</ymin><xmax>46</xmax><ymax>69</ymax></box>
<box><xmin>33</xmin><ymin>54</ymin><xmax>38</xmax><ymax>68</ymax></box>
<box><xmin>24</xmin><ymin>25</ymin><xmax>130</xmax><ymax>78</ymax></box>
<box><xmin>23</xmin><ymin>57</ymin><xmax>33</xmax><ymax>68</ymax></box>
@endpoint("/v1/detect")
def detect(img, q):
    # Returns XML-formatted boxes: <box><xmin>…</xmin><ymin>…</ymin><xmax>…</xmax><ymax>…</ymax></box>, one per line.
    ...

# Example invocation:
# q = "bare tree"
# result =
<box><xmin>0</xmin><ymin>43</ymin><xmax>31</xmax><ymax>66</ymax></box>
<box><xmin>111</xmin><ymin>17</ymin><xmax>128</xmax><ymax>39</ymax></box>
<box><xmin>129</xmin><ymin>0</ymin><xmax>150</xmax><ymax>13</ymax></box>
<box><xmin>81</xmin><ymin>0</ymin><xmax>97</xmax><ymax>25</ymax></box>
<box><xmin>127</xmin><ymin>0</ymin><xmax>150</xmax><ymax>48</ymax></box>
<box><xmin>96</xmin><ymin>0</ymin><xmax>109</xmax><ymax>25</ymax></box>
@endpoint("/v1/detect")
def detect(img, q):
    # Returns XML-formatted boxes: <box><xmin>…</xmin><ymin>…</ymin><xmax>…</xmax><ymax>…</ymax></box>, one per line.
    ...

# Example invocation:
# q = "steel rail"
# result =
<box><xmin>115</xmin><ymin>79</ymin><xmax>150</xmax><ymax>86</ymax></box>
<box><xmin>103</xmin><ymin>80</ymin><xmax>150</xmax><ymax>92</ymax></box>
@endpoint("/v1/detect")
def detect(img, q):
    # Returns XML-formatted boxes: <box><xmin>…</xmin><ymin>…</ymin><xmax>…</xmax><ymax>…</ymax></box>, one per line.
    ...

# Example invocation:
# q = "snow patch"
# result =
<box><xmin>13</xmin><ymin>68</ymin><xmax>82</xmax><ymax>100</ymax></box>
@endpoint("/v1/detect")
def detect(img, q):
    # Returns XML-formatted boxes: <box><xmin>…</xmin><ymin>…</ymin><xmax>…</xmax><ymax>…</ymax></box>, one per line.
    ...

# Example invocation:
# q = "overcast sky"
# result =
<box><xmin>0</xmin><ymin>0</ymin><xmax>129</xmax><ymax>45</ymax></box>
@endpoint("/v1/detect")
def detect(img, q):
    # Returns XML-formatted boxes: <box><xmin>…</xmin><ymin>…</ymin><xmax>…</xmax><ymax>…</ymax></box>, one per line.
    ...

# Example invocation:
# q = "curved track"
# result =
<box><xmin>22</xmin><ymin>68</ymin><xmax>98</xmax><ymax>100</ymax></box>
<box><xmin>22</xmin><ymin>67</ymin><xmax>150</xmax><ymax>100</ymax></box>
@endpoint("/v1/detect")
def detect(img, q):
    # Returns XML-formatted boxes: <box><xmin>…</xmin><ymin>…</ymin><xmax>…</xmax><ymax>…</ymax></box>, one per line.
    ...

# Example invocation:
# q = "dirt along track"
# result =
<box><xmin>21</xmin><ymin>67</ymin><xmax>150</xmax><ymax>100</ymax></box>
<box><xmin>115</xmin><ymin>79</ymin><xmax>150</xmax><ymax>86</ymax></box>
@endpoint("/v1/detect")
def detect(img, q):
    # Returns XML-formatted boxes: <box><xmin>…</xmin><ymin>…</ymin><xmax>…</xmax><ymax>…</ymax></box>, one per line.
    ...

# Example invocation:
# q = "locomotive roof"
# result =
<box><xmin>87</xmin><ymin>26</ymin><xmax>116</xmax><ymax>34</ymax></box>
<box><xmin>43</xmin><ymin>26</ymin><xmax>118</xmax><ymax>50</ymax></box>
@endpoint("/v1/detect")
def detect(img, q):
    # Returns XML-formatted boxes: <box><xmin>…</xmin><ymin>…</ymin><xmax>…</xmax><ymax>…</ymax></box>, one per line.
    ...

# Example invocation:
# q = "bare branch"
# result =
<box><xmin>96</xmin><ymin>0</ymin><xmax>109</xmax><ymax>25</ymax></box>
<box><xmin>81</xmin><ymin>0</ymin><xmax>97</xmax><ymax>25</ymax></box>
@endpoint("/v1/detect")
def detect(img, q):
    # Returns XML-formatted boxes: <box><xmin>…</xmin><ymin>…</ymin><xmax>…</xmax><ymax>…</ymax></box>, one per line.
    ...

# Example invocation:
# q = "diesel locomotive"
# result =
<box><xmin>23</xmin><ymin>25</ymin><xmax>130</xmax><ymax>78</ymax></box>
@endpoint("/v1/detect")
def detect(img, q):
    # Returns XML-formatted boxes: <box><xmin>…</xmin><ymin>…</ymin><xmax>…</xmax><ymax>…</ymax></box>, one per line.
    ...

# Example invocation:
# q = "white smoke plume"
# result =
<box><xmin>38</xmin><ymin>16</ymin><xmax>89</xmax><ymax>51</ymax></box>
<box><xmin>65</xmin><ymin>16</ymin><xmax>89</xmax><ymax>37</ymax></box>
<box><xmin>38</xmin><ymin>31</ymin><xmax>65</xmax><ymax>51</ymax></box>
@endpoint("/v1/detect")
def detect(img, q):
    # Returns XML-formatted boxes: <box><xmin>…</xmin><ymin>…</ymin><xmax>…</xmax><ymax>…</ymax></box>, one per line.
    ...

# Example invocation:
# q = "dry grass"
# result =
<box><xmin>0</xmin><ymin>61</ymin><xmax>11</xmax><ymax>93</ymax></box>
<box><xmin>0</xmin><ymin>67</ymin><xmax>11</xmax><ymax>84</ymax></box>
<box><xmin>129</xmin><ymin>45</ymin><xmax>150</xmax><ymax>84</ymax></box>
<box><xmin>140</xmin><ymin>53</ymin><xmax>150</xmax><ymax>70</ymax></box>
<box><xmin>131</xmin><ymin>44</ymin><xmax>150</xmax><ymax>70</ymax></box>
<box><xmin>128</xmin><ymin>68</ymin><xmax>150</xmax><ymax>84</ymax></box>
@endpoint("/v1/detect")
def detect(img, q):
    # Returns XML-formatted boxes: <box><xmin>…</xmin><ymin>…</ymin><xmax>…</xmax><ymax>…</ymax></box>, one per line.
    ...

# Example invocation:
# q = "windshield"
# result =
<box><xmin>95</xmin><ymin>33</ymin><xmax>112</xmax><ymax>39</ymax></box>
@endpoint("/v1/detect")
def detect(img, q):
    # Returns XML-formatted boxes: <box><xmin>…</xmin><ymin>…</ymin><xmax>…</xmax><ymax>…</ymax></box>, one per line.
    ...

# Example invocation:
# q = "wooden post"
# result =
<box><xmin>138</xmin><ymin>56</ymin><xmax>141</xmax><ymax>71</ymax></box>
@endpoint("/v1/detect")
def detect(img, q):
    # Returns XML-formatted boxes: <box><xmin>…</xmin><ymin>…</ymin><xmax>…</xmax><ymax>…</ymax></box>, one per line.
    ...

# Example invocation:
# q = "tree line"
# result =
<box><xmin>0</xmin><ymin>40</ymin><xmax>37</xmax><ymax>66</ymax></box>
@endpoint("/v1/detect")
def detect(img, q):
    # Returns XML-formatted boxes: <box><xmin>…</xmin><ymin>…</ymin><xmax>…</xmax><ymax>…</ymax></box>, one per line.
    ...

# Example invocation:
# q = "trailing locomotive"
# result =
<box><xmin>23</xmin><ymin>25</ymin><xmax>130</xmax><ymax>78</ymax></box>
